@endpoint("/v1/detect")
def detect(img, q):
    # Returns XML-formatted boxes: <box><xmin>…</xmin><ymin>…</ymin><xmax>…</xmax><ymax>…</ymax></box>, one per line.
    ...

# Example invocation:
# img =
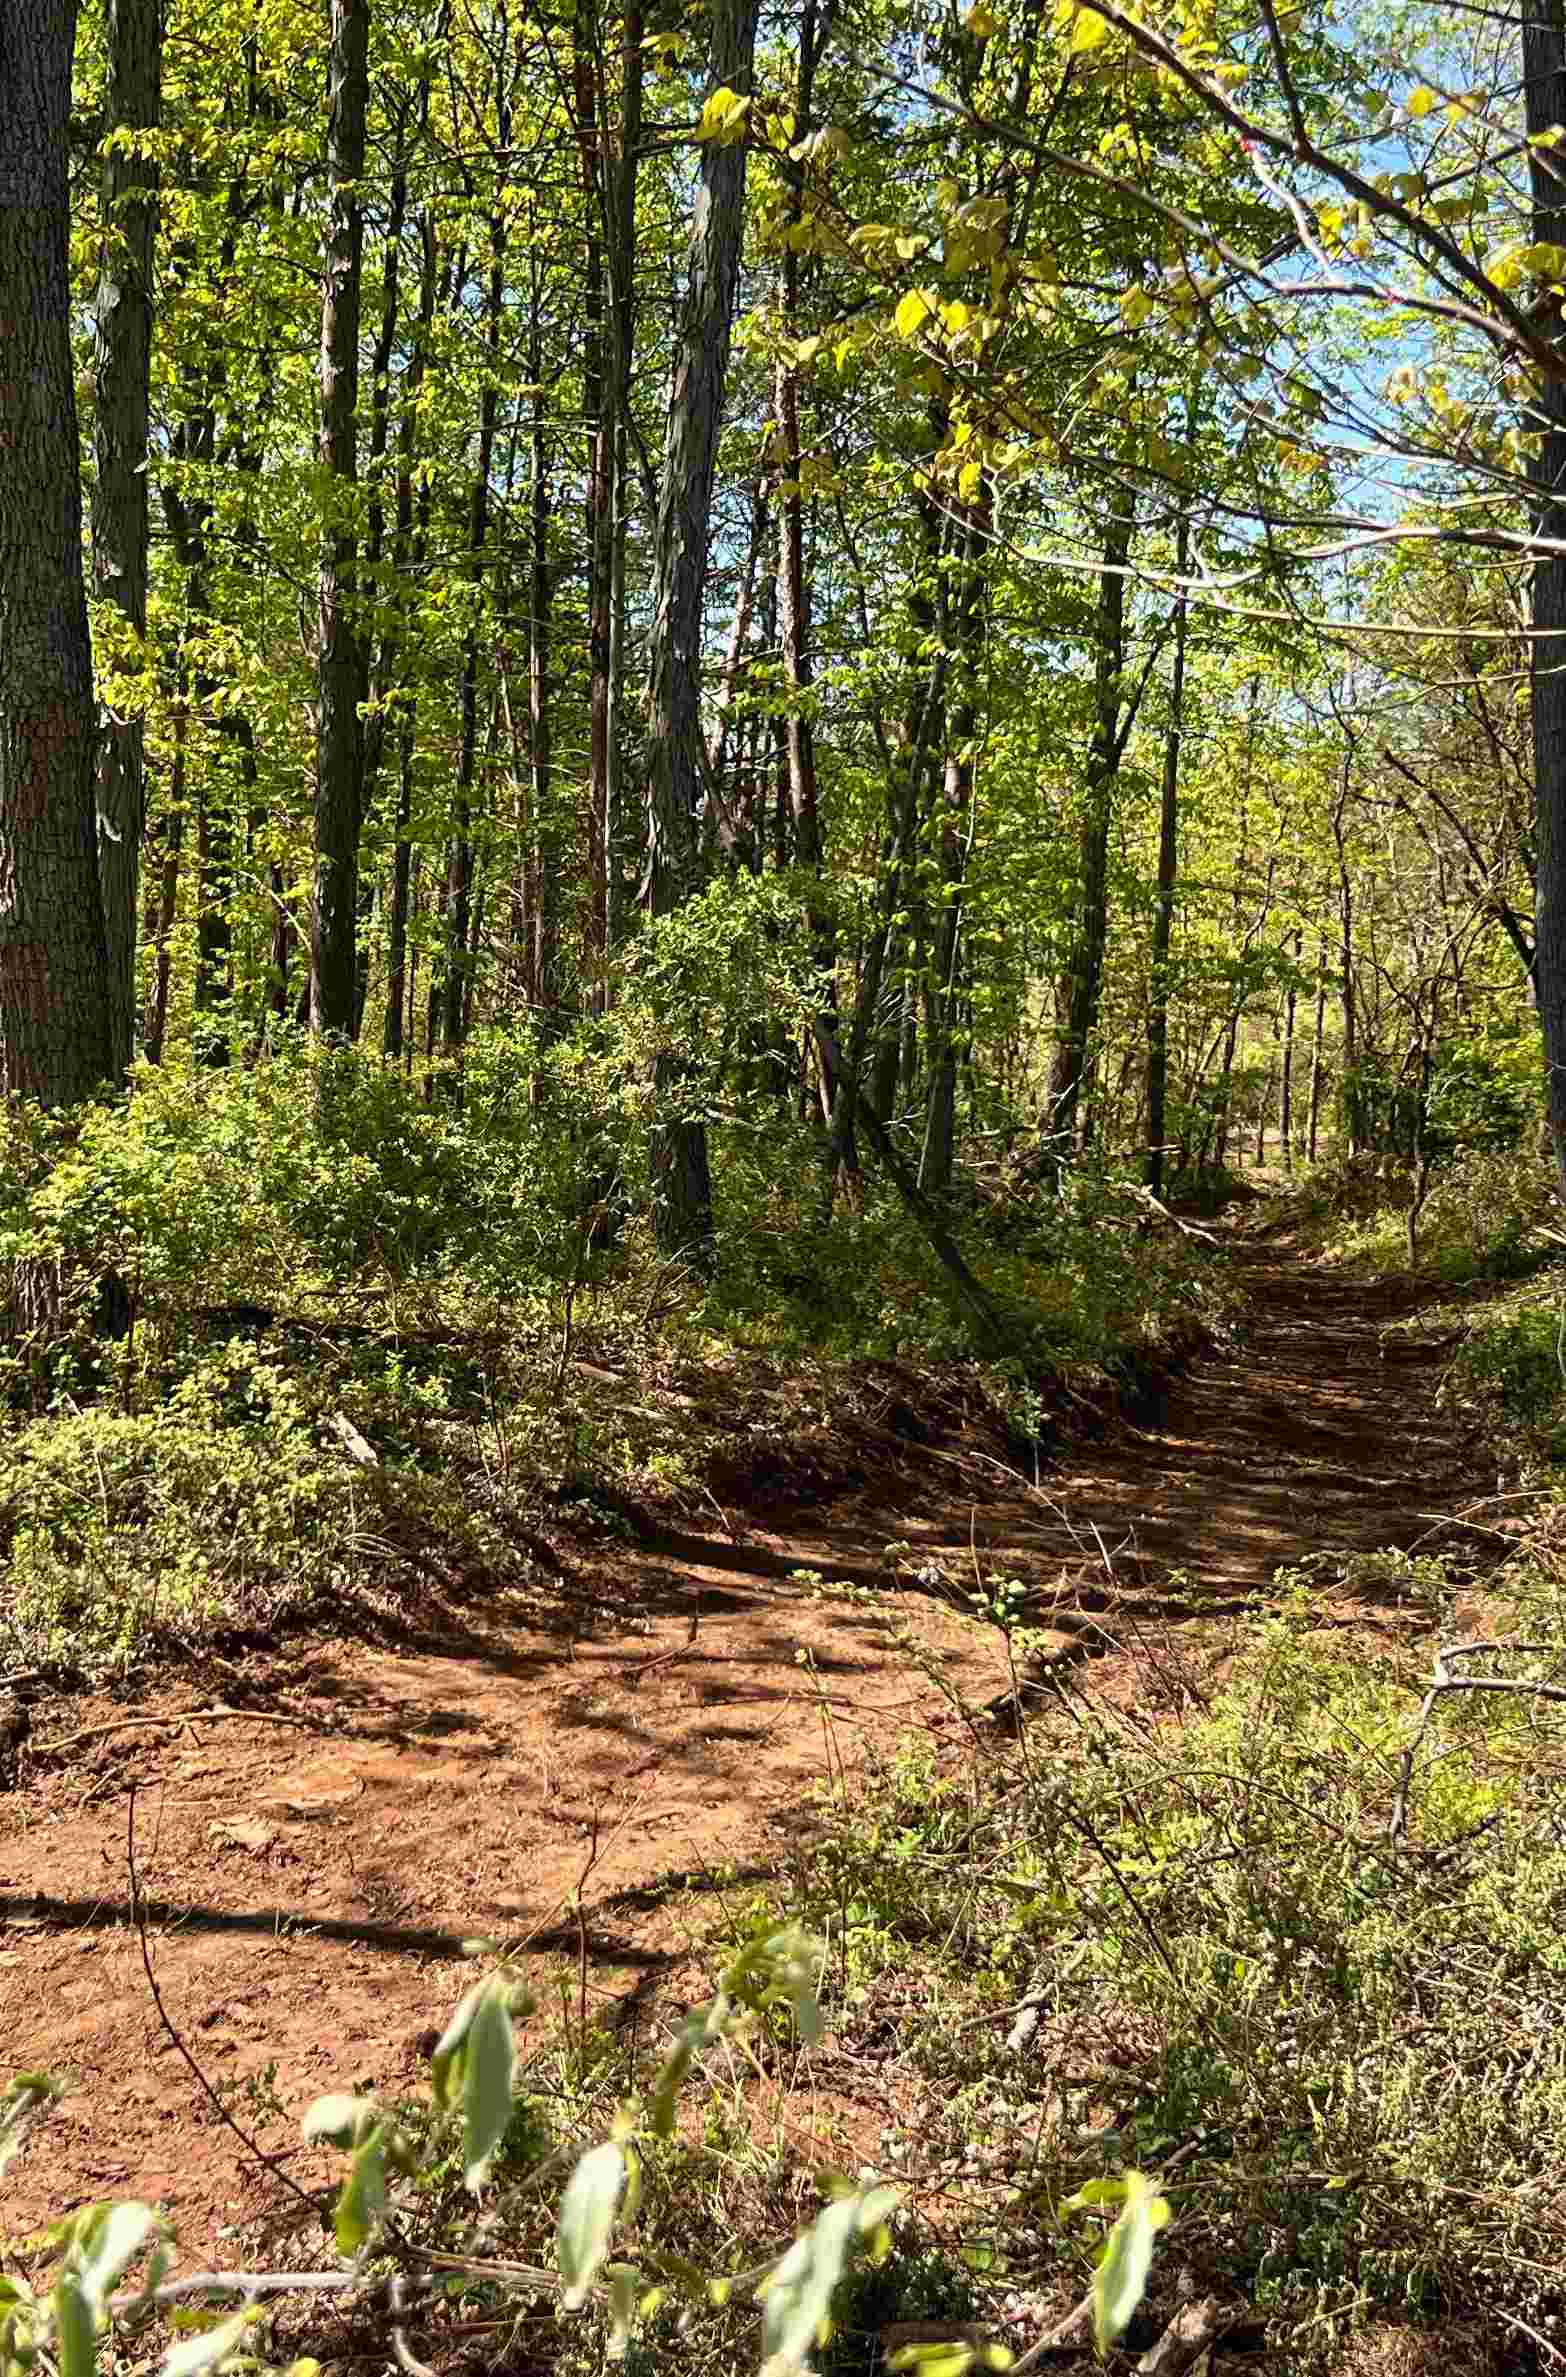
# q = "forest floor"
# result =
<box><xmin>0</xmin><ymin>1221</ymin><xmax>1503</xmax><ymax>2257</ymax></box>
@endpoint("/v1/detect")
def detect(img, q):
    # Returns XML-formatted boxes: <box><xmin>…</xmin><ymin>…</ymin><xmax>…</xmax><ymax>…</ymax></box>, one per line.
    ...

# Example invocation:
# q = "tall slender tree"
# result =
<box><xmin>643</xmin><ymin>0</ymin><xmax>760</xmax><ymax>1252</ymax></box>
<box><xmin>91</xmin><ymin>0</ymin><xmax>161</xmax><ymax>1079</ymax></box>
<box><xmin>0</xmin><ymin>0</ymin><xmax>114</xmax><ymax>1103</ymax></box>
<box><xmin>311</xmin><ymin>0</ymin><xmax>370</xmax><ymax>1036</ymax></box>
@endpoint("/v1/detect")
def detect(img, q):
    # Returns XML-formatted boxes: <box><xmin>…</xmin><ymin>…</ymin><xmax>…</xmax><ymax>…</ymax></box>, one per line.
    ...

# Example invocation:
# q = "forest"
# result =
<box><xmin>4</xmin><ymin>0</ymin><xmax>1566</xmax><ymax>2364</ymax></box>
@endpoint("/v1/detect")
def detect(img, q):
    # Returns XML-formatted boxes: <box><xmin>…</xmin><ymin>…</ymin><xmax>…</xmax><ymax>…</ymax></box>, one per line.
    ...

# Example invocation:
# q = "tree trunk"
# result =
<box><xmin>382</xmin><ymin>212</ymin><xmax>437</xmax><ymax>1061</ymax></box>
<box><xmin>441</xmin><ymin>211</ymin><xmax>508</xmax><ymax>1066</ymax></box>
<box><xmin>826</xmin><ymin>443</ymin><xmax>948</xmax><ymax>1184</ymax></box>
<box><xmin>311</xmin><ymin>0</ymin><xmax>370</xmax><ymax>1037</ymax></box>
<box><xmin>1279</xmin><ymin>925</ymin><xmax>1301</xmax><ymax>1169</ymax></box>
<box><xmin>1144</xmin><ymin>508</ymin><xmax>1190</xmax><ymax>1198</ymax></box>
<box><xmin>0</xmin><ymin>0</ymin><xmax>114</xmax><ymax>1103</ymax></box>
<box><xmin>1307</xmin><ymin>929</ymin><xmax>1328</xmax><ymax>1161</ymax></box>
<box><xmin>91</xmin><ymin>0</ymin><xmax>160</xmax><ymax>1079</ymax></box>
<box><xmin>643</xmin><ymin>0</ymin><xmax>760</xmax><ymax>1255</ymax></box>
<box><xmin>1523</xmin><ymin>0</ymin><xmax>1566</xmax><ymax>1195</ymax></box>
<box><xmin>144</xmin><ymin>698</ymin><xmax>185</xmax><ymax>1066</ymax></box>
<box><xmin>528</xmin><ymin>330</ymin><xmax>556</xmax><ymax>1022</ymax></box>
<box><xmin>921</xmin><ymin>501</ymin><xmax>987</xmax><ymax>1195</ymax></box>
<box><xmin>1049</xmin><ymin>495</ymin><xmax>1134</xmax><ymax>1156</ymax></box>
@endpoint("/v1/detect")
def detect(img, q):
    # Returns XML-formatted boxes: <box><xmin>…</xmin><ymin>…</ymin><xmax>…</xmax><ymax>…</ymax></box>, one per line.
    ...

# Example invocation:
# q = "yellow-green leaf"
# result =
<box><xmin>894</xmin><ymin>289</ymin><xmax>935</xmax><ymax>338</ymax></box>
<box><xmin>1067</xmin><ymin>6</ymin><xmax>1112</xmax><ymax>52</ymax></box>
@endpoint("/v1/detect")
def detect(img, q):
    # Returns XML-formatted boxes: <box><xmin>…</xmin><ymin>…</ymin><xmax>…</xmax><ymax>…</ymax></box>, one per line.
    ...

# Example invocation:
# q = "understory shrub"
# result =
<box><xmin>774</xmin><ymin>1581</ymin><xmax>1566</xmax><ymax>2367</ymax></box>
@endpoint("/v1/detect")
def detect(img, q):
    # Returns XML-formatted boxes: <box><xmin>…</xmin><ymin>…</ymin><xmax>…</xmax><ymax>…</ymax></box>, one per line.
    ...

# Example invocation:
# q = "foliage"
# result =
<box><xmin>0</xmin><ymin>1931</ymin><xmax>1172</xmax><ymax>2377</ymax></box>
<box><xmin>768</xmin><ymin>1585</ymin><xmax>1566</xmax><ymax>2367</ymax></box>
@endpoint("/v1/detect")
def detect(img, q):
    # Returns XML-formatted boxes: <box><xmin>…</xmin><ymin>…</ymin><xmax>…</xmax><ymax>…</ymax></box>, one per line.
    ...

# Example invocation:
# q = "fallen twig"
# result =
<box><xmin>39</xmin><ymin>1704</ymin><xmax>318</xmax><ymax>1755</ymax></box>
<box><xmin>127</xmin><ymin>1786</ymin><xmax>322</xmax><ymax>2219</ymax></box>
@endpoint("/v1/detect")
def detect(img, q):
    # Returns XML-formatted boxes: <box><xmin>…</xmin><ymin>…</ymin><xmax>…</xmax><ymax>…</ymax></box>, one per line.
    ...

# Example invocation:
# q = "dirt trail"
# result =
<box><xmin>0</xmin><ymin>1237</ymin><xmax>1495</xmax><ymax>2244</ymax></box>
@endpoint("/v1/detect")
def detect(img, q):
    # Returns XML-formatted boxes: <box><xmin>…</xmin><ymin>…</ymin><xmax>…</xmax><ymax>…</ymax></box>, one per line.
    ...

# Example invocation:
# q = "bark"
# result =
<box><xmin>0</xmin><ymin>0</ymin><xmax>114</xmax><ymax>1103</ymax></box>
<box><xmin>1331</xmin><ymin>748</ymin><xmax>1358</xmax><ymax>1147</ymax></box>
<box><xmin>1523</xmin><ymin>0</ymin><xmax>1566</xmax><ymax>1193</ymax></box>
<box><xmin>826</xmin><ymin>459</ymin><xmax>947</xmax><ymax>1185</ymax></box>
<box><xmin>574</xmin><ymin>0</ymin><xmax>609</xmax><ymax>993</ymax></box>
<box><xmin>1048</xmin><ymin>495</ymin><xmax>1134</xmax><ymax>1155</ymax></box>
<box><xmin>774</xmin><ymin>18</ymin><xmax>842</xmax><ymax>1125</ymax></box>
<box><xmin>1307</xmin><ymin>929</ymin><xmax>1328</xmax><ymax>1162</ymax></box>
<box><xmin>643</xmin><ymin>0</ymin><xmax>760</xmax><ymax>1254</ymax></box>
<box><xmin>1144</xmin><ymin>508</ymin><xmax>1190</xmax><ymax>1199</ymax></box>
<box><xmin>311</xmin><ymin>0</ymin><xmax>370</xmax><ymax>1037</ymax></box>
<box><xmin>921</xmin><ymin>501</ymin><xmax>987</xmax><ymax>1194</ymax></box>
<box><xmin>1279</xmin><ymin>924</ymin><xmax>1301</xmax><ymax>1169</ymax></box>
<box><xmin>144</xmin><ymin>698</ymin><xmax>185</xmax><ymax>1066</ymax></box>
<box><xmin>91</xmin><ymin>0</ymin><xmax>161</xmax><ymax>1079</ymax></box>
<box><xmin>382</xmin><ymin>212</ymin><xmax>438</xmax><ymax>1060</ymax></box>
<box><xmin>528</xmin><ymin>322</ymin><xmax>556</xmax><ymax>1020</ymax></box>
<box><xmin>441</xmin><ymin>212</ymin><xmax>508</xmax><ymax>1064</ymax></box>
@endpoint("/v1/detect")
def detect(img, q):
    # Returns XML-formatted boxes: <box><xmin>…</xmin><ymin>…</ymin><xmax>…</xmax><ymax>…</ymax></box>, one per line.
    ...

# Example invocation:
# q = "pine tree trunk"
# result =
<box><xmin>643</xmin><ymin>0</ymin><xmax>760</xmax><ymax>1255</ymax></box>
<box><xmin>311</xmin><ymin>0</ymin><xmax>369</xmax><ymax>1037</ymax></box>
<box><xmin>91</xmin><ymin>0</ymin><xmax>160</xmax><ymax>1079</ymax></box>
<box><xmin>0</xmin><ymin>0</ymin><xmax>114</xmax><ymax>1103</ymax></box>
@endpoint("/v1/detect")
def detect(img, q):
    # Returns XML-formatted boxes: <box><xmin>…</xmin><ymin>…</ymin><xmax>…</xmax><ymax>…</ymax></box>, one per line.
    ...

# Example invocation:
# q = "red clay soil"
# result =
<box><xmin>0</xmin><ymin>1238</ymin><xmax>1497</xmax><ymax>2248</ymax></box>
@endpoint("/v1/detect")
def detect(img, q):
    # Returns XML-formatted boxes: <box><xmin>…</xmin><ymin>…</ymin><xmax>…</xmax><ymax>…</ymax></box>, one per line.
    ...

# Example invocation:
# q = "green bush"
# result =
<box><xmin>0</xmin><ymin>1348</ymin><xmax>359</xmax><ymax>1670</ymax></box>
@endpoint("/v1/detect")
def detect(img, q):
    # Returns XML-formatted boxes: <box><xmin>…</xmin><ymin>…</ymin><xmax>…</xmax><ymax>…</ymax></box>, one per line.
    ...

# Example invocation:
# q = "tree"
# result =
<box><xmin>0</xmin><ymin>0</ymin><xmax>114</xmax><ymax>1105</ymax></box>
<box><xmin>311</xmin><ymin>0</ymin><xmax>370</xmax><ymax>1037</ymax></box>
<box><xmin>91</xmin><ymin>0</ymin><xmax>161</xmax><ymax>1080</ymax></box>
<box><xmin>643</xmin><ymin>0</ymin><xmax>761</xmax><ymax>1253</ymax></box>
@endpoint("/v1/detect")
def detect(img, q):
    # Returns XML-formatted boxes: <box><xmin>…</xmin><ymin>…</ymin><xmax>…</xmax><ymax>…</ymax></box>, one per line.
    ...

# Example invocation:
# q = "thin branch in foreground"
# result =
<box><xmin>126</xmin><ymin>1784</ymin><xmax>324</xmax><ymax>2220</ymax></box>
<box><xmin>1389</xmin><ymin>1642</ymin><xmax>1566</xmax><ymax>1843</ymax></box>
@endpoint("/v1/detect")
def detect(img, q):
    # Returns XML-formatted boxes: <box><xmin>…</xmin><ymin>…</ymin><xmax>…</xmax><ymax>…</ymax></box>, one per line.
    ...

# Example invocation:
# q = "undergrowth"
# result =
<box><xmin>760</xmin><ymin>1555</ymin><xmax>1566</xmax><ymax>2371</ymax></box>
<box><xmin>0</xmin><ymin>1039</ymin><xmax>1218</xmax><ymax>1677</ymax></box>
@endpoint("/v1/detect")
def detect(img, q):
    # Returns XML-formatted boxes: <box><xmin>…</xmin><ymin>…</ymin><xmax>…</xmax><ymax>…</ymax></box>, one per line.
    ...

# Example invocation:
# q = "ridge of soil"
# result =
<box><xmin>0</xmin><ymin>1236</ymin><xmax>1501</xmax><ymax>2247</ymax></box>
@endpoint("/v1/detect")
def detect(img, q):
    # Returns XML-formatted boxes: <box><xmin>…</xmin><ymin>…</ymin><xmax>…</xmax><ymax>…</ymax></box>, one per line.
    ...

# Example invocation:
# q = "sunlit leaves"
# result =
<box><xmin>1061</xmin><ymin>2171</ymin><xmax>1172</xmax><ymax>2354</ymax></box>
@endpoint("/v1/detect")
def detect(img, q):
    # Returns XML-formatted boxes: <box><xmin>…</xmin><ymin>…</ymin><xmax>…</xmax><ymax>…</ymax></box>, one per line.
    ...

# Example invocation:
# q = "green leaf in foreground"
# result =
<box><xmin>1063</xmin><ymin>2170</ymin><xmax>1171</xmax><ymax>2354</ymax></box>
<box><xmin>557</xmin><ymin>2141</ymin><xmax>628</xmax><ymax>2309</ymax></box>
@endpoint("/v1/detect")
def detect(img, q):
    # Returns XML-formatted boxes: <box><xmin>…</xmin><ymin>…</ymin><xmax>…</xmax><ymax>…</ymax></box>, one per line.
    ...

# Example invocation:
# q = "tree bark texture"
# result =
<box><xmin>1048</xmin><ymin>496</ymin><xmax>1133</xmax><ymax>1155</ymax></box>
<box><xmin>91</xmin><ymin>0</ymin><xmax>160</xmax><ymax>1079</ymax></box>
<box><xmin>643</xmin><ymin>0</ymin><xmax>760</xmax><ymax>1253</ymax></box>
<box><xmin>1523</xmin><ymin>0</ymin><xmax>1566</xmax><ymax>1195</ymax></box>
<box><xmin>1145</xmin><ymin>508</ymin><xmax>1190</xmax><ymax>1199</ymax></box>
<box><xmin>311</xmin><ymin>0</ymin><xmax>370</xmax><ymax>1037</ymax></box>
<box><xmin>0</xmin><ymin>0</ymin><xmax>114</xmax><ymax>1104</ymax></box>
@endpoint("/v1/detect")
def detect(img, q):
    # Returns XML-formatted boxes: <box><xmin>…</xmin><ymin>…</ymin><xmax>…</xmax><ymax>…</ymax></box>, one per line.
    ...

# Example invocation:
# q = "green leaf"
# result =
<box><xmin>604</xmin><ymin>2264</ymin><xmax>641</xmax><ymax>2361</ymax></box>
<box><xmin>76</xmin><ymin>2204</ymin><xmax>160</xmax><ymax>2309</ymax></box>
<box><xmin>333</xmin><ymin>2128</ymin><xmax>389</xmax><ymax>2257</ymax></box>
<box><xmin>758</xmin><ymin>2192</ymin><xmax>862</xmax><ymax>2376</ymax></box>
<box><xmin>558</xmin><ymin>2142</ymin><xmax>628</xmax><ymax>2309</ymax></box>
<box><xmin>1066</xmin><ymin>6</ymin><xmax>1112</xmax><ymax>52</ymax></box>
<box><xmin>1090</xmin><ymin>2173</ymin><xmax>1171</xmax><ymax>2353</ymax></box>
<box><xmin>53</xmin><ymin>2273</ymin><xmax>97</xmax><ymax>2377</ymax></box>
<box><xmin>301</xmin><ymin>2093</ymin><xmax>377</xmax><ymax>2151</ymax></box>
<box><xmin>461</xmin><ymin>1982</ymin><xmax>516</xmax><ymax>2191</ymax></box>
<box><xmin>696</xmin><ymin>86</ymin><xmax>752</xmax><ymax>144</ymax></box>
<box><xmin>160</xmin><ymin>2311</ymin><xmax>254</xmax><ymax>2377</ymax></box>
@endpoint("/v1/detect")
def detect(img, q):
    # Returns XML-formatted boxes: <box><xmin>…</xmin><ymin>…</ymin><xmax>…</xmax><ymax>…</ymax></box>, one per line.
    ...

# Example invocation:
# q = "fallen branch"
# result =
<box><xmin>39</xmin><ymin>1704</ymin><xmax>318</xmax><ymax>1755</ymax></box>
